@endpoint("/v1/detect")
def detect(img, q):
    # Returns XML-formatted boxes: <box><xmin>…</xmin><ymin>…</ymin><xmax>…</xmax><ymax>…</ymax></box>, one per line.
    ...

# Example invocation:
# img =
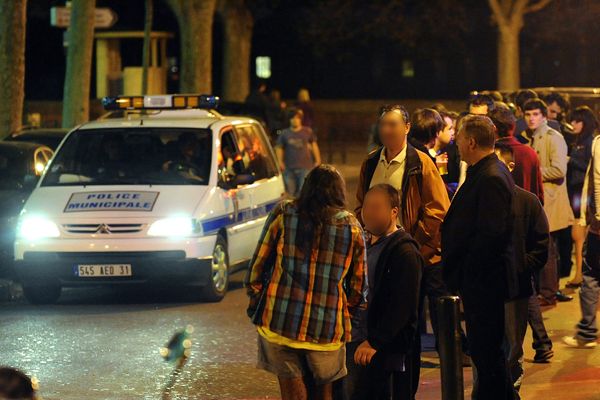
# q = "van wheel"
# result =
<box><xmin>201</xmin><ymin>235</ymin><xmax>229</xmax><ymax>302</ymax></box>
<box><xmin>23</xmin><ymin>285</ymin><xmax>61</xmax><ymax>305</ymax></box>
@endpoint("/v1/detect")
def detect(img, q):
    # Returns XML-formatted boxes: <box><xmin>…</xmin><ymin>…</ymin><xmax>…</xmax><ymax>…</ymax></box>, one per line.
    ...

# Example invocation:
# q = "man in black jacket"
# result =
<box><xmin>345</xmin><ymin>184</ymin><xmax>423</xmax><ymax>400</ymax></box>
<box><xmin>495</xmin><ymin>142</ymin><xmax>550</xmax><ymax>397</ymax></box>
<box><xmin>442</xmin><ymin>115</ymin><xmax>515</xmax><ymax>399</ymax></box>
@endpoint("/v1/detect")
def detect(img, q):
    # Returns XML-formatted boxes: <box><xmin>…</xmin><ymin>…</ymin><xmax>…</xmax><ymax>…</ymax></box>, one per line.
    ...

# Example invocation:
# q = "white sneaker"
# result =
<box><xmin>563</xmin><ymin>336</ymin><xmax>597</xmax><ymax>349</ymax></box>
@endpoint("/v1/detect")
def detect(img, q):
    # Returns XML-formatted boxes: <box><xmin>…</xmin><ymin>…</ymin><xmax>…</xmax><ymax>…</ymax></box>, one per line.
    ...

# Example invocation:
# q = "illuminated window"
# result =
<box><xmin>256</xmin><ymin>56</ymin><xmax>272</xmax><ymax>79</ymax></box>
<box><xmin>402</xmin><ymin>60</ymin><xmax>415</xmax><ymax>78</ymax></box>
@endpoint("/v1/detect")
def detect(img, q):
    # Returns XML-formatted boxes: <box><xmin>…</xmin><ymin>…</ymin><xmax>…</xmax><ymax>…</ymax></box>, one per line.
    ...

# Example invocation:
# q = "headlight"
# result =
<box><xmin>147</xmin><ymin>217</ymin><xmax>198</xmax><ymax>237</ymax></box>
<box><xmin>17</xmin><ymin>217</ymin><xmax>60</xmax><ymax>240</ymax></box>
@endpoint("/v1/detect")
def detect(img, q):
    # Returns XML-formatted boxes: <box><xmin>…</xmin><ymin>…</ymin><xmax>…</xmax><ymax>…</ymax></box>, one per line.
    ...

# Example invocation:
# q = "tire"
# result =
<box><xmin>200</xmin><ymin>234</ymin><xmax>229</xmax><ymax>302</ymax></box>
<box><xmin>23</xmin><ymin>284</ymin><xmax>61</xmax><ymax>305</ymax></box>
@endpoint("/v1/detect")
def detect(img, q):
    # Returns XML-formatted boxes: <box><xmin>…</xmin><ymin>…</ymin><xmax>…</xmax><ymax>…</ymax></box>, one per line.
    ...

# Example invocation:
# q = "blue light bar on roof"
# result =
<box><xmin>102</xmin><ymin>94</ymin><xmax>220</xmax><ymax>111</ymax></box>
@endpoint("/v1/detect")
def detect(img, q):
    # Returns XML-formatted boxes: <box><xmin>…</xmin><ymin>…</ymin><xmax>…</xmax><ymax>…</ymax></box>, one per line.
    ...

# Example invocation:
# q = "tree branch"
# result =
<box><xmin>488</xmin><ymin>0</ymin><xmax>508</xmax><ymax>26</ymax></box>
<box><xmin>524</xmin><ymin>0</ymin><xmax>552</xmax><ymax>14</ymax></box>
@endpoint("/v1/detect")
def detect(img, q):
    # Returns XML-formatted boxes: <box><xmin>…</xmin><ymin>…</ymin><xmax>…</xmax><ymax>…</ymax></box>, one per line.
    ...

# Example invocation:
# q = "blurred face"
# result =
<box><xmin>361</xmin><ymin>189</ymin><xmax>398</xmax><ymax>237</ymax></box>
<box><xmin>524</xmin><ymin>109</ymin><xmax>546</xmax><ymax>130</ymax></box>
<box><xmin>547</xmin><ymin>101</ymin><xmax>562</xmax><ymax>121</ymax></box>
<box><xmin>290</xmin><ymin>111</ymin><xmax>303</xmax><ymax>129</ymax></box>
<box><xmin>455</xmin><ymin>126</ymin><xmax>477</xmax><ymax>165</ymax></box>
<box><xmin>378</xmin><ymin>110</ymin><xmax>410</xmax><ymax>149</ymax></box>
<box><xmin>469</xmin><ymin>104</ymin><xmax>488</xmax><ymax>116</ymax></box>
<box><xmin>438</xmin><ymin>117</ymin><xmax>455</xmax><ymax>146</ymax></box>
<box><xmin>571</xmin><ymin>119</ymin><xmax>584</xmax><ymax>135</ymax></box>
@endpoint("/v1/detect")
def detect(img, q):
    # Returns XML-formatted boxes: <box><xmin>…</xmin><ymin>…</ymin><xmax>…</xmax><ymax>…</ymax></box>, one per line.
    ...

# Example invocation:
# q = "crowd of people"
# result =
<box><xmin>245</xmin><ymin>89</ymin><xmax>600</xmax><ymax>400</ymax></box>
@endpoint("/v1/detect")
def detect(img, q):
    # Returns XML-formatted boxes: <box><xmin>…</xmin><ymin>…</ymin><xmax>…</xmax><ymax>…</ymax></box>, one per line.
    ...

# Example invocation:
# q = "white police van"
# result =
<box><xmin>14</xmin><ymin>94</ymin><xmax>285</xmax><ymax>304</ymax></box>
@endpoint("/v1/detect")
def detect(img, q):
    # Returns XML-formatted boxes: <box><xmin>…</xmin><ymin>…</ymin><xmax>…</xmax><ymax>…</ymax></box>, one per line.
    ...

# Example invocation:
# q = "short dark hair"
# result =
<box><xmin>410</xmin><ymin>108</ymin><xmax>444</xmax><ymax>145</ymax></box>
<box><xmin>379</xmin><ymin>104</ymin><xmax>410</xmax><ymax>124</ymax></box>
<box><xmin>0</xmin><ymin>367</ymin><xmax>36</xmax><ymax>400</ymax></box>
<box><xmin>468</xmin><ymin>94</ymin><xmax>495</xmax><ymax>113</ymax></box>
<box><xmin>542</xmin><ymin>92</ymin><xmax>570</xmax><ymax>113</ymax></box>
<box><xmin>286</xmin><ymin>107</ymin><xmax>303</xmax><ymax>121</ymax></box>
<box><xmin>523</xmin><ymin>98</ymin><xmax>548</xmax><ymax>117</ymax></box>
<box><xmin>459</xmin><ymin>115</ymin><xmax>497</xmax><ymax>149</ymax></box>
<box><xmin>368</xmin><ymin>184</ymin><xmax>400</xmax><ymax>210</ymax></box>
<box><xmin>489</xmin><ymin>107</ymin><xmax>516</xmax><ymax>138</ymax></box>
<box><xmin>494</xmin><ymin>141</ymin><xmax>514</xmax><ymax>164</ymax></box>
<box><xmin>515</xmin><ymin>89</ymin><xmax>538</xmax><ymax>110</ymax></box>
<box><xmin>481</xmin><ymin>90</ymin><xmax>504</xmax><ymax>102</ymax></box>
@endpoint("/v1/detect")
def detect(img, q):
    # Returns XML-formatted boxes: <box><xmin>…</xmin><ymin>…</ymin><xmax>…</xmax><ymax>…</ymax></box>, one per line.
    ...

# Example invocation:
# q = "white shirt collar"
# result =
<box><xmin>379</xmin><ymin>145</ymin><xmax>407</xmax><ymax>165</ymax></box>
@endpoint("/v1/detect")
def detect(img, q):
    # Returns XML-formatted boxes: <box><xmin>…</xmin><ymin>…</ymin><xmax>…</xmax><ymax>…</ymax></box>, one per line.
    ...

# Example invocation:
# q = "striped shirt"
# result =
<box><xmin>245</xmin><ymin>201</ymin><xmax>368</xmax><ymax>345</ymax></box>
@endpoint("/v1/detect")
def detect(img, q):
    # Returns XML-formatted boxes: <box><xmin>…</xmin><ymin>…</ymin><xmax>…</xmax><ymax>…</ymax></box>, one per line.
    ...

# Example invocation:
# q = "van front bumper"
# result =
<box><xmin>14</xmin><ymin>250</ymin><xmax>213</xmax><ymax>287</ymax></box>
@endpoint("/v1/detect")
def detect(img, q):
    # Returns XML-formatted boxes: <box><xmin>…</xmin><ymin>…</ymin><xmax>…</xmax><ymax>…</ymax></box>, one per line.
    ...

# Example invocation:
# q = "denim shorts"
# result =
<box><xmin>257</xmin><ymin>334</ymin><xmax>347</xmax><ymax>384</ymax></box>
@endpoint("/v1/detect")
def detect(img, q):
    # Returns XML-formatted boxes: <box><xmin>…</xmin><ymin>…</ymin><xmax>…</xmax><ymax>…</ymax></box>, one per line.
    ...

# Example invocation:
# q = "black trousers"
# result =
<box><xmin>342</xmin><ymin>341</ymin><xmax>413</xmax><ymax>400</ymax></box>
<box><xmin>462</xmin><ymin>288</ymin><xmax>514</xmax><ymax>400</ymax></box>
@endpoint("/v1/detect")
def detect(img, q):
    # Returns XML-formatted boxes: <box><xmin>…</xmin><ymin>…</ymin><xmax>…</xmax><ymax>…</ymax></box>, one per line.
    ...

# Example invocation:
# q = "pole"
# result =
<box><xmin>141</xmin><ymin>0</ymin><xmax>153</xmax><ymax>95</ymax></box>
<box><xmin>437</xmin><ymin>296</ymin><xmax>464</xmax><ymax>400</ymax></box>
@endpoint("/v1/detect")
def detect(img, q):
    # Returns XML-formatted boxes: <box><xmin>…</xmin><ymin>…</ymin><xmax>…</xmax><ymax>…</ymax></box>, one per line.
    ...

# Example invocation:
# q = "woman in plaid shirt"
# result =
<box><xmin>246</xmin><ymin>164</ymin><xmax>368</xmax><ymax>400</ymax></box>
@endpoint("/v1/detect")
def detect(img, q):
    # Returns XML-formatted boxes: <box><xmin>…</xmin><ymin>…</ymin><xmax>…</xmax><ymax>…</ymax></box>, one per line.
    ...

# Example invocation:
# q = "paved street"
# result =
<box><xmin>1</xmin><ymin>152</ymin><xmax>599</xmax><ymax>399</ymax></box>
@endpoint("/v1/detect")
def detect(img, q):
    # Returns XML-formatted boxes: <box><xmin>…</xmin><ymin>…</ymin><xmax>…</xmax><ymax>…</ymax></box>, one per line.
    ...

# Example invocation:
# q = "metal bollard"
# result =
<box><xmin>437</xmin><ymin>296</ymin><xmax>464</xmax><ymax>400</ymax></box>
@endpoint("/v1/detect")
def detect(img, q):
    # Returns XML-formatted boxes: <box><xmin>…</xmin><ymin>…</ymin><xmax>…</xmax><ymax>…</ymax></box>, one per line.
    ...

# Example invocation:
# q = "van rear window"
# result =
<box><xmin>42</xmin><ymin>128</ymin><xmax>212</xmax><ymax>186</ymax></box>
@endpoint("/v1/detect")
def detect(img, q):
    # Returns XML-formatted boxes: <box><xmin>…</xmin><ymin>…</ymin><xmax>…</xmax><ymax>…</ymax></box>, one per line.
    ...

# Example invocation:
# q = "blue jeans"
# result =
<box><xmin>284</xmin><ymin>168</ymin><xmax>310</xmax><ymax>197</ymax></box>
<box><xmin>576</xmin><ymin>232</ymin><xmax>600</xmax><ymax>342</ymax></box>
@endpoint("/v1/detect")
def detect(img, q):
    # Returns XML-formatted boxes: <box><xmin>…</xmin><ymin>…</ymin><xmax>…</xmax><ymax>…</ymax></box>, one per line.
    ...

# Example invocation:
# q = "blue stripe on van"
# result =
<box><xmin>201</xmin><ymin>199</ymin><xmax>280</xmax><ymax>235</ymax></box>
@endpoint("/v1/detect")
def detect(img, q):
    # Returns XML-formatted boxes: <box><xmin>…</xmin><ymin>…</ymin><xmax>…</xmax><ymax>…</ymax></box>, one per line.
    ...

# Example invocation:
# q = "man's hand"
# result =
<box><xmin>354</xmin><ymin>340</ymin><xmax>377</xmax><ymax>366</ymax></box>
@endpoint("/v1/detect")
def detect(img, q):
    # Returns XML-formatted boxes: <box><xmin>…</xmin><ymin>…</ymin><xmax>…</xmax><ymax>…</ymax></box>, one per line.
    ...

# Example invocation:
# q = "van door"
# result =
<box><xmin>218</xmin><ymin>128</ymin><xmax>257</xmax><ymax>265</ymax></box>
<box><xmin>233</xmin><ymin>124</ymin><xmax>284</xmax><ymax>238</ymax></box>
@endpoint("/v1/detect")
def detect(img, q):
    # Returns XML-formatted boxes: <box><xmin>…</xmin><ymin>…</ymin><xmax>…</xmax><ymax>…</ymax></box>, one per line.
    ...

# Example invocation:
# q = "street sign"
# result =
<box><xmin>50</xmin><ymin>7</ymin><xmax>118</xmax><ymax>29</ymax></box>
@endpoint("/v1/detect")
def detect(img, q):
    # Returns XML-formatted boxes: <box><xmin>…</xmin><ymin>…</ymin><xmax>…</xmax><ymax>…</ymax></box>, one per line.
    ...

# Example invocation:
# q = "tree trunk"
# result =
<box><xmin>0</xmin><ymin>1</ymin><xmax>27</xmax><ymax>138</ymax></box>
<box><xmin>141</xmin><ymin>0</ymin><xmax>154</xmax><ymax>95</ymax></box>
<box><xmin>497</xmin><ymin>24</ymin><xmax>521</xmax><ymax>91</ymax></box>
<box><xmin>62</xmin><ymin>0</ymin><xmax>96</xmax><ymax>129</ymax></box>
<box><xmin>167</xmin><ymin>0</ymin><xmax>217</xmax><ymax>93</ymax></box>
<box><xmin>218</xmin><ymin>0</ymin><xmax>253</xmax><ymax>102</ymax></box>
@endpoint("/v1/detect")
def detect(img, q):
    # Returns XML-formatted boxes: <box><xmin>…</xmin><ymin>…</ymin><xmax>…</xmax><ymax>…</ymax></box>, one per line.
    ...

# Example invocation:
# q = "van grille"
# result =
<box><xmin>63</xmin><ymin>223</ymin><xmax>144</xmax><ymax>234</ymax></box>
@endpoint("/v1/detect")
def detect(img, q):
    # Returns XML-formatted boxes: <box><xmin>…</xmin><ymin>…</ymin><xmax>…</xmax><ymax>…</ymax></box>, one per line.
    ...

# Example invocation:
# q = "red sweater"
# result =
<box><xmin>497</xmin><ymin>136</ymin><xmax>544</xmax><ymax>204</ymax></box>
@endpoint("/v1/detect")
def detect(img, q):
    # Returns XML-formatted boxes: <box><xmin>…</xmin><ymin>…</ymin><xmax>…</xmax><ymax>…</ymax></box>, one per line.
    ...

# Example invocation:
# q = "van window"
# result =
<box><xmin>234</xmin><ymin>125</ymin><xmax>278</xmax><ymax>180</ymax></box>
<box><xmin>42</xmin><ymin>128</ymin><xmax>212</xmax><ymax>186</ymax></box>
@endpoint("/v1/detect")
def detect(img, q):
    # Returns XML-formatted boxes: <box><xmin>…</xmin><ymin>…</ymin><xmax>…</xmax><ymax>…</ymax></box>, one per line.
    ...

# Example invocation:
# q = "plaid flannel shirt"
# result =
<box><xmin>245</xmin><ymin>201</ymin><xmax>368</xmax><ymax>345</ymax></box>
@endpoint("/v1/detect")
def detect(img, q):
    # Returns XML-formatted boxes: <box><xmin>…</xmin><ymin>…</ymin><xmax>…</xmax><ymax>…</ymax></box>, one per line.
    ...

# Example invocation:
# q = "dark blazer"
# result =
<box><xmin>367</xmin><ymin>230</ymin><xmax>423</xmax><ymax>355</ymax></box>
<box><xmin>507</xmin><ymin>186</ymin><xmax>550</xmax><ymax>300</ymax></box>
<box><xmin>441</xmin><ymin>153</ymin><xmax>515</xmax><ymax>298</ymax></box>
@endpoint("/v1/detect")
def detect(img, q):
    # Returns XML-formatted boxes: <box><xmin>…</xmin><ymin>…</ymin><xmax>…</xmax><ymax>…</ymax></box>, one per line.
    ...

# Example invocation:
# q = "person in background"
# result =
<box><xmin>0</xmin><ymin>367</ymin><xmax>38</xmax><ymax>400</ymax></box>
<box><xmin>523</xmin><ymin>98</ymin><xmax>574</xmax><ymax>307</ymax></box>
<box><xmin>489</xmin><ymin>104</ymin><xmax>554</xmax><ymax>364</ymax></box>
<box><xmin>437</xmin><ymin>110</ymin><xmax>461</xmax><ymax>197</ymax></box>
<box><xmin>245</xmin><ymin>81</ymin><xmax>269</xmax><ymax>122</ymax></box>
<box><xmin>542</xmin><ymin>92</ymin><xmax>574</xmax><ymax>144</ymax></box>
<box><xmin>494</xmin><ymin>143</ymin><xmax>550</xmax><ymax>397</ymax></box>
<box><xmin>490</xmin><ymin>104</ymin><xmax>544</xmax><ymax>202</ymax></box>
<box><xmin>296</xmin><ymin>88</ymin><xmax>315</xmax><ymax>129</ymax></box>
<box><xmin>468</xmin><ymin>94</ymin><xmax>495</xmax><ymax>116</ymax></box>
<box><xmin>514</xmin><ymin>90</ymin><xmax>561</xmax><ymax>143</ymax></box>
<box><xmin>563</xmin><ymin>132</ymin><xmax>600</xmax><ymax>350</ymax></box>
<box><xmin>345</xmin><ymin>184</ymin><xmax>423</xmax><ymax>400</ymax></box>
<box><xmin>276</xmin><ymin>107</ymin><xmax>321</xmax><ymax>197</ymax></box>
<box><xmin>442</xmin><ymin>115</ymin><xmax>515</xmax><ymax>399</ymax></box>
<box><xmin>265</xmin><ymin>89</ymin><xmax>287</xmax><ymax>136</ymax></box>
<box><xmin>246</xmin><ymin>165</ymin><xmax>368</xmax><ymax>400</ymax></box>
<box><xmin>355</xmin><ymin>104</ymin><xmax>450</xmax><ymax>397</ymax></box>
<box><xmin>408</xmin><ymin>108</ymin><xmax>445</xmax><ymax>162</ymax></box>
<box><xmin>565</xmin><ymin>106</ymin><xmax>599</xmax><ymax>288</ymax></box>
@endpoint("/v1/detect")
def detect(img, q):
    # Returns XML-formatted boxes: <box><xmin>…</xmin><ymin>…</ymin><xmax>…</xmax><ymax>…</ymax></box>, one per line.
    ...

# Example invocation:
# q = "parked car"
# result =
<box><xmin>6</xmin><ymin>128</ymin><xmax>69</xmax><ymax>150</ymax></box>
<box><xmin>0</xmin><ymin>142</ymin><xmax>54</xmax><ymax>278</ymax></box>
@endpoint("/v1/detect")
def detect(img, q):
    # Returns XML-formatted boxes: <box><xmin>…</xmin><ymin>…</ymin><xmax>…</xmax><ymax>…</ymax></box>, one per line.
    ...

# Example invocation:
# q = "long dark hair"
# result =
<box><xmin>570</xmin><ymin>106</ymin><xmax>599</xmax><ymax>143</ymax></box>
<box><xmin>294</xmin><ymin>165</ymin><xmax>347</xmax><ymax>245</ymax></box>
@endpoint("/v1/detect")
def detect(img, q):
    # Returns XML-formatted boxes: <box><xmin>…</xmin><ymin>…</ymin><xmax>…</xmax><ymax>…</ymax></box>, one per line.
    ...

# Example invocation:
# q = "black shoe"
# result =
<box><xmin>556</xmin><ymin>291</ymin><xmax>573</xmax><ymax>302</ymax></box>
<box><xmin>533</xmin><ymin>349</ymin><xmax>554</xmax><ymax>363</ymax></box>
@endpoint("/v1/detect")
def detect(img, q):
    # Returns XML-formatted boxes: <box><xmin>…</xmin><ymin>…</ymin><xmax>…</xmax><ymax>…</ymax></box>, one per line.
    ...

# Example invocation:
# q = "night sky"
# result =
<box><xmin>24</xmin><ymin>0</ymin><xmax>600</xmax><ymax>101</ymax></box>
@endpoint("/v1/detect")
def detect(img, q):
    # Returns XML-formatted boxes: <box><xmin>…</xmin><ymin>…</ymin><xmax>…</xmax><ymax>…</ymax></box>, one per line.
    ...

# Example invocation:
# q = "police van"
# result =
<box><xmin>14</xmin><ymin>94</ymin><xmax>285</xmax><ymax>304</ymax></box>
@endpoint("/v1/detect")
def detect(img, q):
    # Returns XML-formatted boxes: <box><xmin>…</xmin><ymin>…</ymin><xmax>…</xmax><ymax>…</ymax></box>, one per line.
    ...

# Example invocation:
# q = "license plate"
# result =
<box><xmin>75</xmin><ymin>264</ymin><xmax>132</xmax><ymax>277</ymax></box>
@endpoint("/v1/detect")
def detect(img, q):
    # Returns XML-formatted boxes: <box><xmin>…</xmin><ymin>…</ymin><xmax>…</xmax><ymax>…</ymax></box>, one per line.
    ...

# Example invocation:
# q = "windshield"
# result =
<box><xmin>0</xmin><ymin>147</ymin><xmax>29</xmax><ymax>190</ymax></box>
<box><xmin>42</xmin><ymin>128</ymin><xmax>212</xmax><ymax>186</ymax></box>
